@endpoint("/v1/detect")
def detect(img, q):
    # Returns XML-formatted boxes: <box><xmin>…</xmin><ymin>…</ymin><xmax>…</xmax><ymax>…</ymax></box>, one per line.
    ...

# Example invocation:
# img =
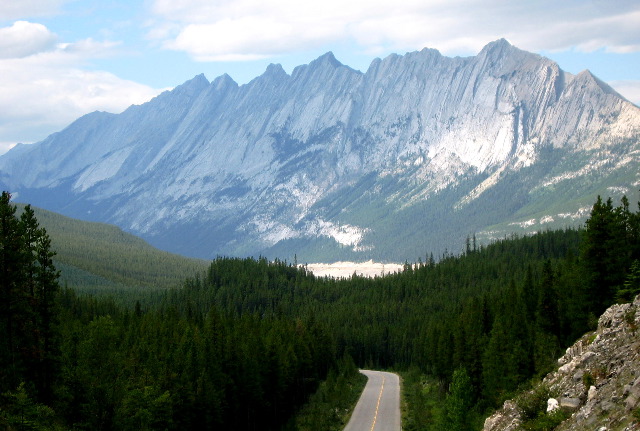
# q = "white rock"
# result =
<box><xmin>559</xmin><ymin>359</ymin><xmax>577</xmax><ymax>374</ymax></box>
<box><xmin>588</xmin><ymin>385</ymin><xmax>597</xmax><ymax>400</ymax></box>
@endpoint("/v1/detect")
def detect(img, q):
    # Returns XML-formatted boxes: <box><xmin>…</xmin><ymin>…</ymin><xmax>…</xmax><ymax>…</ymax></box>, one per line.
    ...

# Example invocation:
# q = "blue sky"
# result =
<box><xmin>1</xmin><ymin>0</ymin><xmax>639</xmax><ymax>154</ymax></box>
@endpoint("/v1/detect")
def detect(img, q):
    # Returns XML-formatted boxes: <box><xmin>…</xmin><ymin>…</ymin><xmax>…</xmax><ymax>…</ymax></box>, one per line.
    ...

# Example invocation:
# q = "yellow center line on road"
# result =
<box><xmin>370</xmin><ymin>375</ymin><xmax>385</xmax><ymax>431</ymax></box>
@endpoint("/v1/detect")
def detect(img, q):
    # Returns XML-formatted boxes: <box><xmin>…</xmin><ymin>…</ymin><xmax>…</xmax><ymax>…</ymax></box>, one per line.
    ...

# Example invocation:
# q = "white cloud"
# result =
<box><xmin>59</xmin><ymin>38</ymin><xmax>122</xmax><ymax>56</ymax></box>
<box><xmin>0</xmin><ymin>0</ymin><xmax>71</xmax><ymax>19</ymax></box>
<box><xmin>0</xmin><ymin>21</ymin><xmax>58</xmax><ymax>58</ymax></box>
<box><xmin>149</xmin><ymin>0</ymin><xmax>640</xmax><ymax>61</ymax></box>
<box><xmin>156</xmin><ymin>0</ymin><xmax>358</xmax><ymax>60</ymax></box>
<box><xmin>0</xmin><ymin>22</ymin><xmax>164</xmax><ymax>146</ymax></box>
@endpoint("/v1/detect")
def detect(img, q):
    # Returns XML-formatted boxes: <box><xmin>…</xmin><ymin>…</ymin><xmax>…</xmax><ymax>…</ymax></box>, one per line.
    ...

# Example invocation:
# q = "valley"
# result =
<box><xmin>0</xmin><ymin>21</ymin><xmax>639</xmax><ymax>431</ymax></box>
<box><xmin>3</xmin><ymin>191</ymin><xmax>639</xmax><ymax>430</ymax></box>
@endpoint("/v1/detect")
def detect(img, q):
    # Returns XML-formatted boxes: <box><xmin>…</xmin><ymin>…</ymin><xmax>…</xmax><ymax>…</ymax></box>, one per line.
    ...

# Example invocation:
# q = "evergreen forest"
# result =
<box><xmin>1</xmin><ymin>190</ymin><xmax>639</xmax><ymax>430</ymax></box>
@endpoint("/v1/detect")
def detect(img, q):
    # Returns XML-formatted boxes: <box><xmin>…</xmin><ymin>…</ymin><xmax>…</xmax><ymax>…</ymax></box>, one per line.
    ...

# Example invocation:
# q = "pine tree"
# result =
<box><xmin>0</xmin><ymin>191</ymin><xmax>25</xmax><ymax>392</ymax></box>
<box><xmin>536</xmin><ymin>260</ymin><xmax>560</xmax><ymax>335</ymax></box>
<box><xmin>440</xmin><ymin>367</ymin><xmax>474</xmax><ymax>431</ymax></box>
<box><xmin>0</xmin><ymin>193</ymin><xmax>60</xmax><ymax>402</ymax></box>
<box><xmin>530</xmin><ymin>261</ymin><xmax>560</xmax><ymax>375</ymax></box>
<box><xmin>582</xmin><ymin>196</ymin><xmax>619</xmax><ymax>313</ymax></box>
<box><xmin>617</xmin><ymin>260</ymin><xmax>640</xmax><ymax>303</ymax></box>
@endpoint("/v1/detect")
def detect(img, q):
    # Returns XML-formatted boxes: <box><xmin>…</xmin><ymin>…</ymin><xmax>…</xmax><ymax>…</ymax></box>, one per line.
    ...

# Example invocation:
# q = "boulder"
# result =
<box><xmin>547</xmin><ymin>398</ymin><xmax>559</xmax><ymax>412</ymax></box>
<box><xmin>588</xmin><ymin>385</ymin><xmax>597</xmax><ymax>401</ymax></box>
<box><xmin>560</xmin><ymin>397</ymin><xmax>581</xmax><ymax>410</ymax></box>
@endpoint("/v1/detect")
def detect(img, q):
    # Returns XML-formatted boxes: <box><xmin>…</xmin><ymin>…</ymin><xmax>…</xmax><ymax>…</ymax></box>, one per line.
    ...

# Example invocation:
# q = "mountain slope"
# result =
<box><xmin>1</xmin><ymin>39</ymin><xmax>639</xmax><ymax>261</ymax></box>
<box><xmin>17</xmin><ymin>204</ymin><xmax>208</xmax><ymax>290</ymax></box>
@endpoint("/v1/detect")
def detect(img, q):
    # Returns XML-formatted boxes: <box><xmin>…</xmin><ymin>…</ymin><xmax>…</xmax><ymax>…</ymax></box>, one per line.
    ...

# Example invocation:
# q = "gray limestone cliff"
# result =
<box><xmin>0</xmin><ymin>39</ymin><xmax>638</xmax><ymax>260</ymax></box>
<box><xmin>483</xmin><ymin>295</ymin><xmax>640</xmax><ymax>431</ymax></box>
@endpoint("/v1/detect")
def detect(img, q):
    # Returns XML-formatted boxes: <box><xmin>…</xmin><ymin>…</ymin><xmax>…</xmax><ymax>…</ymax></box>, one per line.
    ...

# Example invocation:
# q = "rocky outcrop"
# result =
<box><xmin>483</xmin><ymin>296</ymin><xmax>640</xmax><ymax>431</ymax></box>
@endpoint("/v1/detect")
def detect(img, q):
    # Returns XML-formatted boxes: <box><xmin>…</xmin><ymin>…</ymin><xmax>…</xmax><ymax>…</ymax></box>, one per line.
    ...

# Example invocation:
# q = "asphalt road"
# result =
<box><xmin>344</xmin><ymin>370</ymin><xmax>401</xmax><ymax>431</ymax></box>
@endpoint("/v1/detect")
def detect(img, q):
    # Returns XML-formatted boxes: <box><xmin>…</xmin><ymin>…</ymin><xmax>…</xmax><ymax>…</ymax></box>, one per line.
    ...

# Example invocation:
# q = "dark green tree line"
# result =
<box><xmin>2</xmin><ymin>191</ymin><xmax>639</xmax><ymax>430</ymax></box>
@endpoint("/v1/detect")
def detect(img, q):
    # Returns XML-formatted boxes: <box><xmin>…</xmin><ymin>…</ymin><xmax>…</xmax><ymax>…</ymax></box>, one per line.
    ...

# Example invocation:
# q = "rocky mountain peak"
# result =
<box><xmin>484</xmin><ymin>295</ymin><xmax>640</xmax><ymax>431</ymax></box>
<box><xmin>245</xmin><ymin>64</ymin><xmax>290</xmax><ymax>92</ymax></box>
<box><xmin>575</xmin><ymin>69</ymin><xmax>624</xmax><ymax>98</ymax></box>
<box><xmin>176</xmin><ymin>73</ymin><xmax>210</xmax><ymax>94</ymax></box>
<box><xmin>477</xmin><ymin>37</ymin><xmax>521</xmax><ymax>62</ymax></box>
<box><xmin>263</xmin><ymin>63</ymin><xmax>288</xmax><ymax>79</ymax></box>
<box><xmin>481</xmin><ymin>37</ymin><xmax>513</xmax><ymax>52</ymax></box>
<box><xmin>312</xmin><ymin>51</ymin><xmax>342</xmax><ymax>68</ymax></box>
<box><xmin>291</xmin><ymin>51</ymin><xmax>357</xmax><ymax>81</ymax></box>
<box><xmin>211</xmin><ymin>73</ymin><xmax>238</xmax><ymax>91</ymax></box>
<box><xmin>475</xmin><ymin>38</ymin><xmax>545</xmax><ymax>78</ymax></box>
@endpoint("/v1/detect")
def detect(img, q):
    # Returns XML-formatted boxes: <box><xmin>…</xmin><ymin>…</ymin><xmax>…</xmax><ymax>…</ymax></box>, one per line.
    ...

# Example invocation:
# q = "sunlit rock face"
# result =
<box><xmin>1</xmin><ymin>39</ymin><xmax>639</xmax><ymax>261</ymax></box>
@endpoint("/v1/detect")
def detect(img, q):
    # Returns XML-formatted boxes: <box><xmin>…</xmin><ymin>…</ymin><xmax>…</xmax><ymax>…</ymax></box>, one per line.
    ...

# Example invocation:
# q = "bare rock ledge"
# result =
<box><xmin>484</xmin><ymin>295</ymin><xmax>640</xmax><ymax>431</ymax></box>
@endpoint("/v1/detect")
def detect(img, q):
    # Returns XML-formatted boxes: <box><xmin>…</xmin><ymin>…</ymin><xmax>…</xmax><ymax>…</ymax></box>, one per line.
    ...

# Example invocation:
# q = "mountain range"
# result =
<box><xmin>1</xmin><ymin>39</ymin><xmax>639</xmax><ymax>262</ymax></box>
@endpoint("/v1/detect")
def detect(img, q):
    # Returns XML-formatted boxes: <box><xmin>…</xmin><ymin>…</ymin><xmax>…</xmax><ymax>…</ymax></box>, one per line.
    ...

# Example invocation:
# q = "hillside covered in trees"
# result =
<box><xmin>1</xmin><ymin>191</ymin><xmax>639</xmax><ymax>430</ymax></box>
<box><xmin>16</xmin><ymin>204</ymin><xmax>210</xmax><ymax>293</ymax></box>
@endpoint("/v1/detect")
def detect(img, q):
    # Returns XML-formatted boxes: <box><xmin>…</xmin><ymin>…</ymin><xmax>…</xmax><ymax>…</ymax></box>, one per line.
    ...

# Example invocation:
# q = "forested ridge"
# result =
<box><xmin>1</xmin><ymin>191</ymin><xmax>639</xmax><ymax>430</ymax></box>
<box><xmin>16</xmin><ymin>203</ymin><xmax>210</xmax><ymax>292</ymax></box>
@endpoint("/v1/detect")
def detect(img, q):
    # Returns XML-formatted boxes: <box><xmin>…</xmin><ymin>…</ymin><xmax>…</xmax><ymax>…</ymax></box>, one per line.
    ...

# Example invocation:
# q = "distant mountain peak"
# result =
<box><xmin>184</xmin><ymin>73</ymin><xmax>210</xmax><ymax>87</ymax></box>
<box><xmin>167</xmin><ymin>73</ymin><xmax>211</xmax><ymax>99</ymax></box>
<box><xmin>211</xmin><ymin>73</ymin><xmax>238</xmax><ymax>90</ymax></box>
<box><xmin>418</xmin><ymin>46</ymin><xmax>443</xmax><ymax>57</ymax></box>
<box><xmin>290</xmin><ymin>51</ymin><xmax>352</xmax><ymax>80</ymax></box>
<box><xmin>488</xmin><ymin>37</ymin><xmax>512</xmax><ymax>48</ymax></box>
<box><xmin>264</xmin><ymin>63</ymin><xmax>287</xmax><ymax>77</ymax></box>
<box><xmin>575</xmin><ymin>69</ymin><xmax>622</xmax><ymax>98</ymax></box>
<box><xmin>314</xmin><ymin>51</ymin><xmax>341</xmax><ymax>67</ymax></box>
<box><xmin>252</xmin><ymin>63</ymin><xmax>289</xmax><ymax>84</ymax></box>
<box><xmin>478</xmin><ymin>38</ymin><xmax>531</xmax><ymax>60</ymax></box>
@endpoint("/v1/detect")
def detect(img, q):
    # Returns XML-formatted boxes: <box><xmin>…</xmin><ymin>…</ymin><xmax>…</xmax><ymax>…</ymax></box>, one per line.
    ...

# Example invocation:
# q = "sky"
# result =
<box><xmin>1</xmin><ymin>0</ymin><xmax>639</xmax><ymax>155</ymax></box>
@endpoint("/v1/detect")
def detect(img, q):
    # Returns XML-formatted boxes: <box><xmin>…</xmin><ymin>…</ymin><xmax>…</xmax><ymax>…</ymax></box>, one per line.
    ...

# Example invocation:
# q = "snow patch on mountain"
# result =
<box><xmin>251</xmin><ymin>217</ymin><xmax>299</xmax><ymax>245</ymax></box>
<box><xmin>307</xmin><ymin>218</ymin><xmax>370</xmax><ymax>251</ymax></box>
<box><xmin>537</xmin><ymin>157</ymin><xmax>613</xmax><ymax>189</ymax></box>
<box><xmin>557</xmin><ymin>207</ymin><xmax>593</xmax><ymax>220</ymax></box>
<box><xmin>510</xmin><ymin>219</ymin><xmax>537</xmax><ymax>228</ymax></box>
<box><xmin>607</xmin><ymin>186</ymin><xmax>630</xmax><ymax>195</ymax></box>
<box><xmin>455</xmin><ymin>164</ymin><xmax>509</xmax><ymax>209</ymax></box>
<box><xmin>509</xmin><ymin>206</ymin><xmax>594</xmax><ymax>230</ymax></box>
<box><xmin>246</xmin><ymin>214</ymin><xmax>369</xmax><ymax>252</ymax></box>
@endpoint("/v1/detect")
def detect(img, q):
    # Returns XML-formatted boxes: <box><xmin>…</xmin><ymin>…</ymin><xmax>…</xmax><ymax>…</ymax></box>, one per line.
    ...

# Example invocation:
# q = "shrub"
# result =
<box><xmin>516</xmin><ymin>384</ymin><xmax>551</xmax><ymax>421</ymax></box>
<box><xmin>521</xmin><ymin>409</ymin><xmax>569</xmax><ymax>431</ymax></box>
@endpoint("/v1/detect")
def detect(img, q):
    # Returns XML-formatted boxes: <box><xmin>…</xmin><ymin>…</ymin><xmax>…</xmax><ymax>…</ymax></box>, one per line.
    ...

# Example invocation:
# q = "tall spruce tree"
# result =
<box><xmin>0</xmin><ymin>191</ymin><xmax>24</xmax><ymax>392</ymax></box>
<box><xmin>0</xmin><ymin>192</ymin><xmax>60</xmax><ymax>402</ymax></box>
<box><xmin>21</xmin><ymin>205</ymin><xmax>61</xmax><ymax>403</ymax></box>
<box><xmin>582</xmin><ymin>196</ymin><xmax>621</xmax><ymax>314</ymax></box>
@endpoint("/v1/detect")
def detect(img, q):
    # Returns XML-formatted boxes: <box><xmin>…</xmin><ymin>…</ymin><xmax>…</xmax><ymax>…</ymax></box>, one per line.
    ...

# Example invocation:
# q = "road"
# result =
<box><xmin>344</xmin><ymin>370</ymin><xmax>401</xmax><ymax>431</ymax></box>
